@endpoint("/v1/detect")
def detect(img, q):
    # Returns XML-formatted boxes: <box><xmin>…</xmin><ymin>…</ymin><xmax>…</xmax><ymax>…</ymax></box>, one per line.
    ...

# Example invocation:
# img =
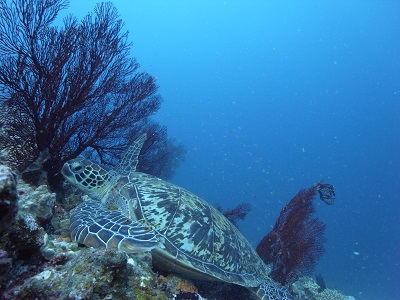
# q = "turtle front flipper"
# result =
<box><xmin>70</xmin><ymin>200</ymin><xmax>158</xmax><ymax>253</ymax></box>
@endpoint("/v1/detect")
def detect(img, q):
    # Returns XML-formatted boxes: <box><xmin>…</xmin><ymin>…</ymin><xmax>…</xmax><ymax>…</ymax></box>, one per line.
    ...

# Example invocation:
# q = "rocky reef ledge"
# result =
<box><xmin>0</xmin><ymin>164</ymin><xmax>354</xmax><ymax>300</ymax></box>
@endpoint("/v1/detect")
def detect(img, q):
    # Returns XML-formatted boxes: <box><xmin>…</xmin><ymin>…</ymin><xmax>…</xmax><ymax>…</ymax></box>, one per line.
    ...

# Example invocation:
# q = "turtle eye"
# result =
<box><xmin>72</xmin><ymin>165</ymin><xmax>83</xmax><ymax>172</ymax></box>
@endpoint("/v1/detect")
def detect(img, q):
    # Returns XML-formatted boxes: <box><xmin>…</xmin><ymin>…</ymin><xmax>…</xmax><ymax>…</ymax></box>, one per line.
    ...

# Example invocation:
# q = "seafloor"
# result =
<box><xmin>0</xmin><ymin>164</ymin><xmax>354</xmax><ymax>300</ymax></box>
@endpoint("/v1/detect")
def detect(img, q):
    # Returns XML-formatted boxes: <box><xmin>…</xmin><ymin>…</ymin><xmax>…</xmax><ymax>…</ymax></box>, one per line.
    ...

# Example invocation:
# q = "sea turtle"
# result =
<box><xmin>61</xmin><ymin>133</ymin><xmax>292</xmax><ymax>300</ymax></box>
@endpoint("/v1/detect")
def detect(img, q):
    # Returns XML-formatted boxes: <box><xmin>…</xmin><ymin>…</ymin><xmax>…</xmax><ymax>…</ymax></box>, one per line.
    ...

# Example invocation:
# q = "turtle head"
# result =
<box><xmin>61</xmin><ymin>158</ymin><xmax>113</xmax><ymax>201</ymax></box>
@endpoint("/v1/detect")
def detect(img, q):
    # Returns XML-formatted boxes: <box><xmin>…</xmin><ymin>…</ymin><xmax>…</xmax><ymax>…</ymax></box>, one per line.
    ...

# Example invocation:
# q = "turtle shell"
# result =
<box><xmin>109</xmin><ymin>171</ymin><xmax>271</xmax><ymax>288</ymax></box>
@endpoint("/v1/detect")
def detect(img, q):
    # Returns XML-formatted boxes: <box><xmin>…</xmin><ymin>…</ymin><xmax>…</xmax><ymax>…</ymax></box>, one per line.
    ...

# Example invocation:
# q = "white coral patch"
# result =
<box><xmin>34</xmin><ymin>270</ymin><xmax>52</xmax><ymax>281</ymax></box>
<box><xmin>127</xmin><ymin>257</ymin><xmax>136</xmax><ymax>266</ymax></box>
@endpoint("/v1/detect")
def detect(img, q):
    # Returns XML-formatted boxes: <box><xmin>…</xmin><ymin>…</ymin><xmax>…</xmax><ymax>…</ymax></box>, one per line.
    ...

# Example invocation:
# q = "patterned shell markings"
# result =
<box><xmin>125</xmin><ymin>171</ymin><xmax>269</xmax><ymax>287</ymax></box>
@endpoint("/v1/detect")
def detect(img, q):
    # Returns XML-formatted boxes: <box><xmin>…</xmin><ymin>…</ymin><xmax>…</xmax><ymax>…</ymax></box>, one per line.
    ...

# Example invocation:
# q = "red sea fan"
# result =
<box><xmin>216</xmin><ymin>203</ymin><xmax>251</xmax><ymax>227</ymax></box>
<box><xmin>256</xmin><ymin>183</ymin><xmax>335</xmax><ymax>285</ymax></box>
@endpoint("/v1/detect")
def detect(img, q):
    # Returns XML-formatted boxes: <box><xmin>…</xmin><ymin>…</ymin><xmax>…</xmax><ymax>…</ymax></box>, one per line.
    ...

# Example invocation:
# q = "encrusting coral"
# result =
<box><xmin>17</xmin><ymin>181</ymin><xmax>56</xmax><ymax>222</ymax></box>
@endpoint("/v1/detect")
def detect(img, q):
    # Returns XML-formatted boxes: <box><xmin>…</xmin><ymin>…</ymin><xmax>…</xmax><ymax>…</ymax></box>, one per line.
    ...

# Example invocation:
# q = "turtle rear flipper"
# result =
<box><xmin>256</xmin><ymin>279</ymin><xmax>293</xmax><ymax>300</ymax></box>
<box><xmin>70</xmin><ymin>200</ymin><xmax>158</xmax><ymax>252</ymax></box>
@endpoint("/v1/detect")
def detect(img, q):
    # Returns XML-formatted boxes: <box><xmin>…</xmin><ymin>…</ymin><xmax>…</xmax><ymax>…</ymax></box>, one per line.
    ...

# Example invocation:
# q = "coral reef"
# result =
<box><xmin>2</xmin><ymin>245</ymin><xmax>208</xmax><ymax>300</ymax></box>
<box><xmin>194</xmin><ymin>280</ymin><xmax>253</xmax><ymax>300</ymax></box>
<box><xmin>13</xmin><ymin>249</ymin><xmax>160</xmax><ymax>299</ymax></box>
<box><xmin>18</xmin><ymin>181</ymin><xmax>56</xmax><ymax>222</ymax></box>
<box><xmin>0</xmin><ymin>249</ymin><xmax>12</xmax><ymax>289</ymax></box>
<box><xmin>291</xmin><ymin>276</ymin><xmax>353</xmax><ymax>300</ymax></box>
<box><xmin>20</xmin><ymin>149</ymin><xmax>51</xmax><ymax>187</ymax></box>
<box><xmin>316</xmin><ymin>273</ymin><xmax>327</xmax><ymax>293</ymax></box>
<box><xmin>0</xmin><ymin>166</ymin><xmax>201</xmax><ymax>299</ymax></box>
<box><xmin>0</xmin><ymin>104</ymin><xmax>37</xmax><ymax>172</ymax></box>
<box><xmin>0</xmin><ymin>165</ymin><xmax>353</xmax><ymax>300</ymax></box>
<box><xmin>0</xmin><ymin>165</ymin><xmax>18</xmax><ymax>233</ymax></box>
<box><xmin>0</xmin><ymin>216</ymin><xmax>46</xmax><ymax>294</ymax></box>
<box><xmin>158</xmin><ymin>274</ymin><xmax>199</xmax><ymax>294</ymax></box>
<box><xmin>256</xmin><ymin>183</ymin><xmax>335</xmax><ymax>285</ymax></box>
<box><xmin>40</xmin><ymin>233</ymin><xmax>77</xmax><ymax>260</ymax></box>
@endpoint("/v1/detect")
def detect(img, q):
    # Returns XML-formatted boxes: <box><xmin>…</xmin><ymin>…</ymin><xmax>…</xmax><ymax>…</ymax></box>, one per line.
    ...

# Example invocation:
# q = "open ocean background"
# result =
<box><xmin>59</xmin><ymin>1</ymin><xmax>399</xmax><ymax>299</ymax></box>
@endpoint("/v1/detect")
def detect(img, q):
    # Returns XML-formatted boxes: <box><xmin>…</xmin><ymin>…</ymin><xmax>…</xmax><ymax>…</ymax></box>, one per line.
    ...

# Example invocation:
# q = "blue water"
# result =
<box><xmin>61</xmin><ymin>1</ymin><xmax>400</xmax><ymax>299</ymax></box>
